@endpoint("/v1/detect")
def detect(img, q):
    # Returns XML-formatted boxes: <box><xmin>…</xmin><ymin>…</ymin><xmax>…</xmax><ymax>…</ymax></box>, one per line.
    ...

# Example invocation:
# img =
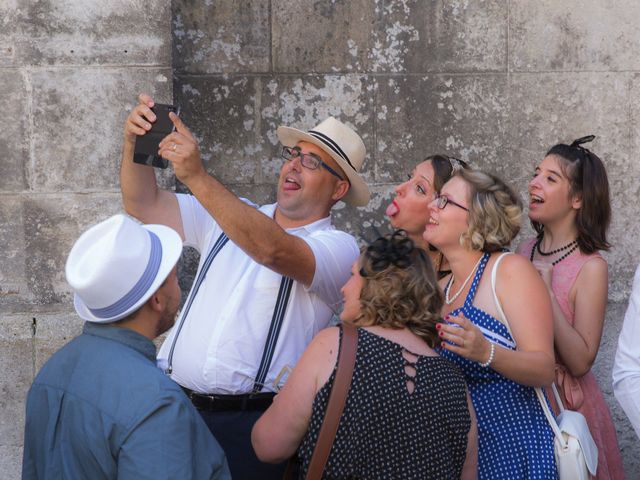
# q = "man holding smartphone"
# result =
<box><xmin>120</xmin><ymin>93</ymin><xmax>370</xmax><ymax>479</ymax></box>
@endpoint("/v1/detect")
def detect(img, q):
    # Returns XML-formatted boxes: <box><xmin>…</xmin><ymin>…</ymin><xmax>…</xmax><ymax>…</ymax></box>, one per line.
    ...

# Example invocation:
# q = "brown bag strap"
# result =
<box><xmin>305</xmin><ymin>323</ymin><xmax>359</xmax><ymax>480</ymax></box>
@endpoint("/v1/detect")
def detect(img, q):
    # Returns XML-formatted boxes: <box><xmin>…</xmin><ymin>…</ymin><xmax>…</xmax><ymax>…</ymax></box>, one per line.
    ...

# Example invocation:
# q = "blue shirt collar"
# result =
<box><xmin>82</xmin><ymin>322</ymin><xmax>157</xmax><ymax>362</ymax></box>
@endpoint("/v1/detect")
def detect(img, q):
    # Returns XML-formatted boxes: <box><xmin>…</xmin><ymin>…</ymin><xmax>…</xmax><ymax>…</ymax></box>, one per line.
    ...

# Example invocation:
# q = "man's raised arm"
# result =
<box><xmin>120</xmin><ymin>93</ymin><xmax>183</xmax><ymax>238</ymax></box>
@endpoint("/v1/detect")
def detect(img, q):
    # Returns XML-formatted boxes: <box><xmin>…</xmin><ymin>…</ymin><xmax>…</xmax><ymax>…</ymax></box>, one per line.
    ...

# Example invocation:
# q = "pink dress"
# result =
<box><xmin>519</xmin><ymin>238</ymin><xmax>624</xmax><ymax>480</ymax></box>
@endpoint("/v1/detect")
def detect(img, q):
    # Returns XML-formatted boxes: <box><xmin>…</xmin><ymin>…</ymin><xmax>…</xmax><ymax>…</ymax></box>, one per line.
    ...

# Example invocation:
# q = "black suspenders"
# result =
<box><xmin>166</xmin><ymin>231</ymin><xmax>293</xmax><ymax>393</ymax></box>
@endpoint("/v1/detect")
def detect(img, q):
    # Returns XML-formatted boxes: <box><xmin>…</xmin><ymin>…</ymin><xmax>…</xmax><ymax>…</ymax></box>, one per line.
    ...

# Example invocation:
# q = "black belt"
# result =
<box><xmin>181</xmin><ymin>387</ymin><xmax>276</xmax><ymax>412</ymax></box>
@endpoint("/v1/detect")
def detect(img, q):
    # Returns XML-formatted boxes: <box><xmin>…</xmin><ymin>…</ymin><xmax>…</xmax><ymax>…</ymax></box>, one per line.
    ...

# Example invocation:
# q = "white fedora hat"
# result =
<box><xmin>277</xmin><ymin>116</ymin><xmax>370</xmax><ymax>206</ymax></box>
<box><xmin>65</xmin><ymin>214</ymin><xmax>183</xmax><ymax>323</ymax></box>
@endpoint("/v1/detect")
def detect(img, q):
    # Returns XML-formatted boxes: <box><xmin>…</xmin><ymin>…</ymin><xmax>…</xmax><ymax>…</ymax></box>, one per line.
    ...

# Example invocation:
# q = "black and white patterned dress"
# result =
<box><xmin>297</xmin><ymin>327</ymin><xmax>471</xmax><ymax>479</ymax></box>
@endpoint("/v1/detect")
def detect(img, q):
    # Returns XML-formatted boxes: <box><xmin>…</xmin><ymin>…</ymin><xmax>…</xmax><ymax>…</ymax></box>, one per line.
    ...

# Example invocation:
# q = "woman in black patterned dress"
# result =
<box><xmin>252</xmin><ymin>231</ymin><xmax>478</xmax><ymax>479</ymax></box>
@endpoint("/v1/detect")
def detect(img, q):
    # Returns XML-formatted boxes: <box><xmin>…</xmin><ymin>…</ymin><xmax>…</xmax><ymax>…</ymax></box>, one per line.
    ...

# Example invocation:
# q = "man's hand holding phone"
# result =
<box><xmin>127</xmin><ymin>94</ymin><xmax>180</xmax><ymax>169</ymax></box>
<box><xmin>157</xmin><ymin>112</ymin><xmax>207</xmax><ymax>186</ymax></box>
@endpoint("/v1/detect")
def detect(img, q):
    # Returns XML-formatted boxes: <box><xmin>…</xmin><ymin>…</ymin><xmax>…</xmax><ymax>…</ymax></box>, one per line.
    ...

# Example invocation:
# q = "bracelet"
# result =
<box><xmin>479</xmin><ymin>342</ymin><xmax>496</xmax><ymax>368</ymax></box>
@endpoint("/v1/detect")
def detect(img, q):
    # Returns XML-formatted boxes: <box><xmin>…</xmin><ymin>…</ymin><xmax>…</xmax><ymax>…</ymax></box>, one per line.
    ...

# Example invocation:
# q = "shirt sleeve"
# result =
<box><xmin>117</xmin><ymin>392</ymin><xmax>231</xmax><ymax>480</ymax></box>
<box><xmin>613</xmin><ymin>264</ymin><xmax>640</xmax><ymax>438</ymax></box>
<box><xmin>303</xmin><ymin>229</ymin><xmax>359</xmax><ymax>313</ymax></box>
<box><xmin>177</xmin><ymin>193</ymin><xmax>259</xmax><ymax>254</ymax></box>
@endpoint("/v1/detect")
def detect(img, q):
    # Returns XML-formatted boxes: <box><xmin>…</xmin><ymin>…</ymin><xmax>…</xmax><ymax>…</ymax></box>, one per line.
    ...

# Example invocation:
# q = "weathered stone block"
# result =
<box><xmin>0</xmin><ymin>315</ymin><xmax>32</xmax><ymax>447</ymax></box>
<box><xmin>174</xmin><ymin>75</ymin><xmax>262</xmax><ymax>184</ymax></box>
<box><xmin>30</xmin><ymin>68</ymin><xmax>173</xmax><ymax>191</ymax></box>
<box><xmin>0</xmin><ymin>0</ymin><xmax>171</xmax><ymax>67</ymax></box>
<box><xmin>375</xmin><ymin>74</ymin><xmax>508</xmax><ymax>183</ymax></box>
<box><xmin>507</xmin><ymin>72</ymin><xmax>632</xmax><ymax>298</ymax></box>
<box><xmin>598</xmin><ymin>301</ymin><xmax>640</xmax><ymax>476</ymax></box>
<box><xmin>258</xmin><ymin>75</ymin><xmax>376</xmax><ymax>185</ymax></box>
<box><xmin>0</xmin><ymin>69</ymin><xmax>28</xmax><ymax>191</ymax></box>
<box><xmin>331</xmin><ymin>184</ymin><xmax>396</xmax><ymax>242</ymax></box>
<box><xmin>273</xmin><ymin>0</ymin><xmax>506</xmax><ymax>73</ymax></box>
<box><xmin>174</xmin><ymin>74</ymin><xmax>375</xmax><ymax>187</ymax></box>
<box><xmin>0</xmin><ymin>193</ymin><xmax>122</xmax><ymax>313</ymax></box>
<box><xmin>173</xmin><ymin>0</ymin><xmax>270</xmax><ymax>74</ymax></box>
<box><xmin>510</xmin><ymin>0</ymin><xmax>640</xmax><ymax>72</ymax></box>
<box><xmin>0</xmin><ymin>196</ymin><xmax>32</xmax><ymax>311</ymax></box>
<box><xmin>0</xmin><ymin>445</ymin><xmax>23</xmax><ymax>480</ymax></box>
<box><xmin>34</xmin><ymin>312</ymin><xmax>84</xmax><ymax>374</ymax></box>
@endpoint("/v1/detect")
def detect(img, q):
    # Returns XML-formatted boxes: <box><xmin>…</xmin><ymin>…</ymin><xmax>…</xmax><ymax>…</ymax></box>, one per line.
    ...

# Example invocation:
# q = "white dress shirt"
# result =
<box><xmin>613</xmin><ymin>263</ymin><xmax>640</xmax><ymax>439</ymax></box>
<box><xmin>157</xmin><ymin>194</ymin><xmax>358</xmax><ymax>394</ymax></box>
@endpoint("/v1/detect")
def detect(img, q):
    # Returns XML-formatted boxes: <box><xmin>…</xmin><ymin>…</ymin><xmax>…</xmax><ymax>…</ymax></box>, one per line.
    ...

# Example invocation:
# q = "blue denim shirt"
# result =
<box><xmin>22</xmin><ymin>322</ymin><xmax>230</xmax><ymax>480</ymax></box>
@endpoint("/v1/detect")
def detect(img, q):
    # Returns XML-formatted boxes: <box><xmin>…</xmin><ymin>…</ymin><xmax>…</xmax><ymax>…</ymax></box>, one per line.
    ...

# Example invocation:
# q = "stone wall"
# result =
<box><xmin>1</xmin><ymin>0</ymin><xmax>639</xmax><ymax>477</ymax></box>
<box><xmin>0</xmin><ymin>0</ymin><xmax>173</xmax><ymax>477</ymax></box>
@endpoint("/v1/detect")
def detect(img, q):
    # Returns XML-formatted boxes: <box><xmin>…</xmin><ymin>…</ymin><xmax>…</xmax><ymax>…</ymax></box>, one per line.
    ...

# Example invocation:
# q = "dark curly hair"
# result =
<box><xmin>355</xmin><ymin>230</ymin><xmax>444</xmax><ymax>347</ymax></box>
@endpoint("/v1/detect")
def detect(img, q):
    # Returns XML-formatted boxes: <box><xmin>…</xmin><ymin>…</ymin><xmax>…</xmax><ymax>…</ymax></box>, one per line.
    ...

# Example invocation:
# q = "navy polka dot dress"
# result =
<box><xmin>297</xmin><ymin>327</ymin><xmax>471</xmax><ymax>479</ymax></box>
<box><xmin>439</xmin><ymin>253</ymin><xmax>557</xmax><ymax>479</ymax></box>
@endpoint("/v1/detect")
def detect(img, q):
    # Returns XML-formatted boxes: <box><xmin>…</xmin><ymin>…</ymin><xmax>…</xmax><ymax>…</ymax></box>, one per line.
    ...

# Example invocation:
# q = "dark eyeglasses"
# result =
<box><xmin>435</xmin><ymin>194</ymin><xmax>469</xmax><ymax>212</ymax></box>
<box><xmin>281</xmin><ymin>146</ymin><xmax>344</xmax><ymax>180</ymax></box>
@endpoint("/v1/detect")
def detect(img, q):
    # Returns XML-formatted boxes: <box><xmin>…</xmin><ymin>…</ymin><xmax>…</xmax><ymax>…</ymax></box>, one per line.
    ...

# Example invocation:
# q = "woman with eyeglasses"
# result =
<box><xmin>386</xmin><ymin>155</ymin><xmax>470</xmax><ymax>279</ymax></box>
<box><xmin>425</xmin><ymin>169</ymin><xmax>557</xmax><ymax>479</ymax></box>
<box><xmin>516</xmin><ymin>136</ymin><xmax>624</xmax><ymax>479</ymax></box>
<box><xmin>252</xmin><ymin>231</ymin><xmax>478</xmax><ymax>479</ymax></box>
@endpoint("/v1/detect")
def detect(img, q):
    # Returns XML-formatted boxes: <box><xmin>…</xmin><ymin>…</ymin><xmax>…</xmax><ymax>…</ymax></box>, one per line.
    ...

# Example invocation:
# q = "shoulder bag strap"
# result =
<box><xmin>490</xmin><ymin>252</ymin><xmax>567</xmax><ymax>445</ymax></box>
<box><xmin>305</xmin><ymin>323</ymin><xmax>359</xmax><ymax>480</ymax></box>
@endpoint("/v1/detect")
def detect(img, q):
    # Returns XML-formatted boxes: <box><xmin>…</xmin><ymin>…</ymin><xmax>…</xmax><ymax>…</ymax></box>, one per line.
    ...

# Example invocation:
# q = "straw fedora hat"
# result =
<box><xmin>65</xmin><ymin>214</ymin><xmax>183</xmax><ymax>323</ymax></box>
<box><xmin>277</xmin><ymin>117</ymin><xmax>370</xmax><ymax>206</ymax></box>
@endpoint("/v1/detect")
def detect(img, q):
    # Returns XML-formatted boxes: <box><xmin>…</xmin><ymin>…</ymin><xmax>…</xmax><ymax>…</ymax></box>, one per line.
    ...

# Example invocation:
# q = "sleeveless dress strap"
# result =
<box><xmin>463</xmin><ymin>253</ymin><xmax>491</xmax><ymax>308</ymax></box>
<box><xmin>491</xmin><ymin>252</ymin><xmax>513</xmax><ymax>336</ymax></box>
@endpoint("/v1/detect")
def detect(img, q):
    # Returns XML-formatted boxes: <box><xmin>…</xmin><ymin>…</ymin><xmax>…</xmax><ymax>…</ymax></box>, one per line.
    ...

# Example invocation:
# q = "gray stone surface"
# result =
<box><xmin>510</xmin><ymin>0</ymin><xmax>640</xmax><ymax>72</ymax></box>
<box><xmin>0</xmin><ymin>69</ymin><xmax>28</xmax><ymax>191</ymax></box>
<box><xmin>0</xmin><ymin>193</ymin><xmax>123</xmax><ymax>314</ymax></box>
<box><xmin>0</xmin><ymin>446</ymin><xmax>23</xmax><ymax>480</ymax></box>
<box><xmin>0</xmin><ymin>315</ymin><xmax>32</xmax><ymax>450</ymax></box>
<box><xmin>0</xmin><ymin>0</ymin><xmax>171</xmax><ymax>67</ymax></box>
<box><xmin>272</xmin><ymin>0</ymin><xmax>506</xmax><ymax>73</ymax></box>
<box><xmin>175</xmin><ymin>74</ymin><xmax>376</xmax><ymax>186</ymax></box>
<box><xmin>3</xmin><ymin>0</ymin><xmax>640</xmax><ymax>477</ymax></box>
<box><xmin>173</xmin><ymin>0</ymin><xmax>270</xmax><ymax>74</ymax></box>
<box><xmin>34</xmin><ymin>312</ymin><xmax>84</xmax><ymax>374</ymax></box>
<box><xmin>375</xmin><ymin>74</ymin><xmax>508</xmax><ymax>182</ymax></box>
<box><xmin>596</xmin><ymin>301</ymin><xmax>640</xmax><ymax>476</ymax></box>
<box><xmin>30</xmin><ymin>68</ymin><xmax>173</xmax><ymax>192</ymax></box>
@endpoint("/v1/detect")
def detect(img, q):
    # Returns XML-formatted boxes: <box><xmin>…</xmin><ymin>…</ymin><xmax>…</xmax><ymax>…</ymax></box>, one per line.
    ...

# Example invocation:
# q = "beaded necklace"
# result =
<box><xmin>444</xmin><ymin>254</ymin><xmax>484</xmax><ymax>305</ymax></box>
<box><xmin>530</xmin><ymin>237</ymin><xmax>578</xmax><ymax>266</ymax></box>
<box><xmin>535</xmin><ymin>238</ymin><xmax>577</xmax><ymax>256</ymax></box>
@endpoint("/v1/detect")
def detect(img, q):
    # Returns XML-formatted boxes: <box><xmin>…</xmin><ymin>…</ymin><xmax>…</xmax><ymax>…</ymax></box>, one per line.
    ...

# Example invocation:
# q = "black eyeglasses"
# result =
<box><xmin>281</xmin><ymin>146</ymin><xmax>344</xmax><ymax>181</ymax></box>
<box><xmin>435</xmin><ymin>194</ymin><xmax>469</xmax><ymax>212</ymax></box>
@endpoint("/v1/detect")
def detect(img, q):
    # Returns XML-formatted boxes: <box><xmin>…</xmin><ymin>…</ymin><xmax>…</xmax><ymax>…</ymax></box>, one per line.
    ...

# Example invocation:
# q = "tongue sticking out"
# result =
<box><xmin>386</xmin><ymin>201</ymin><xmax>399</xmax><ymax>217</ymax></box>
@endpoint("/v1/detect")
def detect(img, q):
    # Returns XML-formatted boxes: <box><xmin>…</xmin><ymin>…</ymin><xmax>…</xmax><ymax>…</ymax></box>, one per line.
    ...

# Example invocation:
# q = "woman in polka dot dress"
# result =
<box><xmin>425</xmin><ymin>169</ymin><xmax>558</xmax><ymax>479</ymax></box>
<box><xmin>517</xmin><ymin>136</ymin><xmax>624</xmax><ymax>479</ymax></box>
<box><xmin>252</xmin><ymin>231</ymin><xmax>478</xmax><ymax>479</ymax></box>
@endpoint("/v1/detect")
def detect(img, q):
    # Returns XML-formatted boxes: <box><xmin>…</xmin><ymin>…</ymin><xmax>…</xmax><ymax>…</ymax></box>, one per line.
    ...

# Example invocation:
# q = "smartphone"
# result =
<box><xmin>133</xmin><ymin>103</ymin><xmax>180</xmax><ymax>169</ymax></box>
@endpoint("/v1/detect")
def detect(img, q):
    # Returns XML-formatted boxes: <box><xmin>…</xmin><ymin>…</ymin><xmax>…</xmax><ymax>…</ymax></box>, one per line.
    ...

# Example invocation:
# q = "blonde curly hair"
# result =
<box><xmin>355</xmin><ymin>231</ymin><xmax>444</xmax><ymax>347</ymax></box>
<box><xmin>456</xmin><ymin>169</ymin><xmax>523</xmax><ymax>252</ymax></box>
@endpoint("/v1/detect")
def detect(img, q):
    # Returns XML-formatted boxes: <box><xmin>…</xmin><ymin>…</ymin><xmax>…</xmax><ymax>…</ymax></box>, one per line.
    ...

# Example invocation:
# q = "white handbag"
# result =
<box><xmin>490</xmin><ymin>253</ymin><xmax>598</xmax><ymax>480</ymax></box>
<box><xmin>536</xmin><ymin>384</ymin><xmax>598</xmax><ymax>479</ymax></box>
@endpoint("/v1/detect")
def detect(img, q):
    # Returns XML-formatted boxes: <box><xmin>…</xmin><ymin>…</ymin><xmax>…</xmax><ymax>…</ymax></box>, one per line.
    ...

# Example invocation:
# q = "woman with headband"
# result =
<box><xmin>386</xmin><ymin>155</ymin><xmax>470</xmax><ymax>279</ymax></box>
<box><xmin>517</xmin><ymin>136</ymin><xmax>624</xmax><ymax>479</ymax></box>
<box><xmin>252</xmin><ymin>231</ymin><xmax>478</xmax><ymax>479</ymax></box>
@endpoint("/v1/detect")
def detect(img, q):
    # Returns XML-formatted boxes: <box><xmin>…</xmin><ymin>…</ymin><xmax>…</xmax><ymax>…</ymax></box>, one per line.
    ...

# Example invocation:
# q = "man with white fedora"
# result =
<box><xmin>22</xmin><ymin>214</ymin><xmax>230</xmax><ymax>480</ymax></box>
<box><xmin>120</xmin><ymin>93</ymin><xmax>370</xmax><ymax>478</ymax></box>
